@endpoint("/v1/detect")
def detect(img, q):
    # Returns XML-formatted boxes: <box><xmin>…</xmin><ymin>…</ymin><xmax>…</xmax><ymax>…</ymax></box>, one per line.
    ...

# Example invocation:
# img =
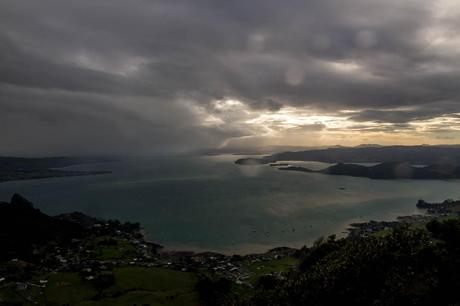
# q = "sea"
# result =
<box><xmin>1</xmin><ymin>155</ymin><xmax>460</xmax><ymax>254</ymax></box>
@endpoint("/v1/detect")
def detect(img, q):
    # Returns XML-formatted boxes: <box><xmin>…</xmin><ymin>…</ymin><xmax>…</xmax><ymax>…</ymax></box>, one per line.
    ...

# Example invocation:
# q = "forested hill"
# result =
<box><xmin>235</xmin><ymin>145</ymin><xmax>460</xmax><ymax>165</ymax></box>
<box><xmin>279</xmin><ymin>161</ymin><xmax>460</xmax><ymax>180</ymax></box>
<box><xmin>0</xmin><ymin>194</ymin><xmax>83</xmax><ymax>261</ymax></box>
<box><xmin>225</xmin><ymin>219</ymin><xmax>460</xmax><ymax>305</ymax></box>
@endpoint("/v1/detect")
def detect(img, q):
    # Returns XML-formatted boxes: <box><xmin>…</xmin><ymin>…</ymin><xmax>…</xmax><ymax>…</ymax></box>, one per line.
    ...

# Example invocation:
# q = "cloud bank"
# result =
<box><xmin>1</xmin><ymin>0</ymin><xmax>460</xmax><ymax>155</ymax></box>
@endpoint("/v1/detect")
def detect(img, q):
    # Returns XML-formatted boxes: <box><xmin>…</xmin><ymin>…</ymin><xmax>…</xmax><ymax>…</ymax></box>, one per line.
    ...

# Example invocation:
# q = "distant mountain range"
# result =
<box><xmin>235</xmin><ymin>145</ymin><xmax>460</xmax><ymax>165</ymax></box>
<box><xmin>199</xmin><ymin>145</ymin><xmax>348</xmax><ymax>155</ymax></box>
<box><xmin>278</xmin><ymin>162</ymin><xmax>460</xmax><ymax>180</ymax></box>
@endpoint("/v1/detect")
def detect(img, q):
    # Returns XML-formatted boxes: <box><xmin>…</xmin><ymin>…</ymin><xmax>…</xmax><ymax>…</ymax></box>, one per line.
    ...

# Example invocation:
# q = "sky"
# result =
<box><xmin>1</xmin><ymin>0</ymin><xmax>460</xmax><ymax>155</ymax></box>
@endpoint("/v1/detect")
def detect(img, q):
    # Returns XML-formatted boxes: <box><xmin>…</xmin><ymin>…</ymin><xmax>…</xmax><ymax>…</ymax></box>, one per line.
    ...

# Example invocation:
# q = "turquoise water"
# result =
<box><xmin>1</xmin><ymin>155</ymin><xmax>460</xmax><ymax>254</ymax></box>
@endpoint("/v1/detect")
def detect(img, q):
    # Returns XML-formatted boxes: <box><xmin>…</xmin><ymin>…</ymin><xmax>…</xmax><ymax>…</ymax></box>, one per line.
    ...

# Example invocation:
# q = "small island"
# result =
<box><xmin>269</xmin><ymin>163</ymin><xmax>291</xmax><ymax>167</ymax></box>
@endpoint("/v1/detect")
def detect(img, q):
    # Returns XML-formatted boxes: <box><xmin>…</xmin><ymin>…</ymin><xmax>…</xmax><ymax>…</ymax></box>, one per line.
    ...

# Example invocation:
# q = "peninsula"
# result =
<box><xmin>235</xmin><ymin>145</ymin><xmax>460</xmax><ymax>165</ymax></box>
<box><xmin>278</xmin><ymin>161</ymin><xmax>460</xmax><ymax>180</ymax></box>
<box><xmin>0</xmin><ymin>156</ymin><xmax>112</xmax><ymax>183</ymax></box>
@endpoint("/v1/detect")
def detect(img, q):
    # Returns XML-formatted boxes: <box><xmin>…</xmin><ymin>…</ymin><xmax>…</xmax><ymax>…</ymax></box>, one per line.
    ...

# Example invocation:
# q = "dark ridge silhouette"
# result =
<box><xmin>235</xmin><ymin>145</ymin><xmax>460</xmax><ymax>165</ymax></box>
<box><xmin>278</xmin><ymin>161</ymin><xmax>460</xmax><ymax>180</ymax></box>
<box><xmin>0</xmin><ymin>194</ymin><xmax>84</xmax><ymax>262</ymax></box>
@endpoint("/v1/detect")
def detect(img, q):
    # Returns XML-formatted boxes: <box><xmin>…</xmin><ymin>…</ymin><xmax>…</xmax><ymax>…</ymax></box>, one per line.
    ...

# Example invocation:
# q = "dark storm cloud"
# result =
<box><xmin>1</xmin><ymin>0</ymin><xmax>459</xmax><ymax>154</ymax></box>
<box><xmin>0</xmin><ymin>85</ymin><xmax>245</xmax><ymax>155</ymax></box>
<box><xmin>338</xmin><ymin>123</ymin><xmax>415</xmax><ymax>133</ymax></box>
<box><xmin>348</xmin><ymin>101</ymin><xmax>460</xmax><ymax>123</ymax></box>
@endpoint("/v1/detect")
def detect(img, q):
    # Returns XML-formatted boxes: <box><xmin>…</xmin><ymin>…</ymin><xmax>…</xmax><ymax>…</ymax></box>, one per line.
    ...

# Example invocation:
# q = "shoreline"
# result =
<box><xmin>0</xmin><ymin>170</ymin><xmax>112</xmax><ymax>184</ymax></box>
<box><xmin>1</xmin><ymin>194</ymin><xmax>459</xmax><ymax>296</ymax></box>
<box><xmin>150</xmin><ymin>197</ymin><xmax>460</xmax><ymax>256</ymax></box>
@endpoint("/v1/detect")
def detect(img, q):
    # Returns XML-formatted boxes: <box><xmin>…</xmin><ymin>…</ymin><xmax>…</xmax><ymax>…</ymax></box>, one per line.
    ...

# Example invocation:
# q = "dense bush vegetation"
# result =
<box><xmin>230</xmin><ymin>219</ymin><xmax>460</xmax><ymax>306</ymax></box>
<box><xmin>196</xmin><ymin>275</ymin><xmax>234</xmax><ymax>305</ymax></box>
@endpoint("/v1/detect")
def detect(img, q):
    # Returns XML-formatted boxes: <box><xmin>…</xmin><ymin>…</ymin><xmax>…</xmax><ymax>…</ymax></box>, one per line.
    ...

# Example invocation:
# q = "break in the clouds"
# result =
<box><xmin>1</xmin><ymin>0</ymin><xmax>460</xmax><ymax>155</ymax></box>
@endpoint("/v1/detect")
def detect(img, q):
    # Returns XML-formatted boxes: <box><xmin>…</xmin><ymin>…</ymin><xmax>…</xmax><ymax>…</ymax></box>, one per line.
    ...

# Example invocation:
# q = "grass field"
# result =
<box><xmin>0</xmin><ymin>253</ymin><xmax>302</xmax><ymax>305</ymax></box>
<box><xmin>94</xmin><ymin>239</ymin><xmax>138</xmax><ymax>261</ymax></box>
<box><xmin>41</xmin><ymin>267</ymin><xmax>199</xmax><ymax>306</ymax></box>
<box><xmin>245</xmin><ymin>257</ymin><xmax>299</xmax><ymax>283</ymax></box>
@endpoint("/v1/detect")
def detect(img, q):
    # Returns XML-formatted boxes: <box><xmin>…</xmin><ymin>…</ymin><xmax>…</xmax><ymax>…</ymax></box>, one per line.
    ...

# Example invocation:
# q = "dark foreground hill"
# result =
<box><xmin>0</xmin><ymin>194</ymin><xmax>83</xmax><ymax>261</ymax></box>
<box><xmin>227</xmin><ymin>219</ymin><xmax>460</xmax><ymax>306</ymax></box>
<box><xmin>279</xmin><ymin>161</ymin><xmax>460</xmax><ymax>179</ymax></box>
<box><xmin>235</xmin><ymin>145</ymin><xmax>460</xmax><ymax>165</ymax></box>
<box><xmin>0</xmin><ymin>194</ymin><xmax>145</xmax><ymax>263</ymax></box>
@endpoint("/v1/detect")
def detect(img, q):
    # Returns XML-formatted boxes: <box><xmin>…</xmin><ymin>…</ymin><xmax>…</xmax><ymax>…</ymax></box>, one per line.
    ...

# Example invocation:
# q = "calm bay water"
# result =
<box><xmin>1</xmin><ymin>155</ymin><xmax>460</xmax><ymax>254</ymax></box>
